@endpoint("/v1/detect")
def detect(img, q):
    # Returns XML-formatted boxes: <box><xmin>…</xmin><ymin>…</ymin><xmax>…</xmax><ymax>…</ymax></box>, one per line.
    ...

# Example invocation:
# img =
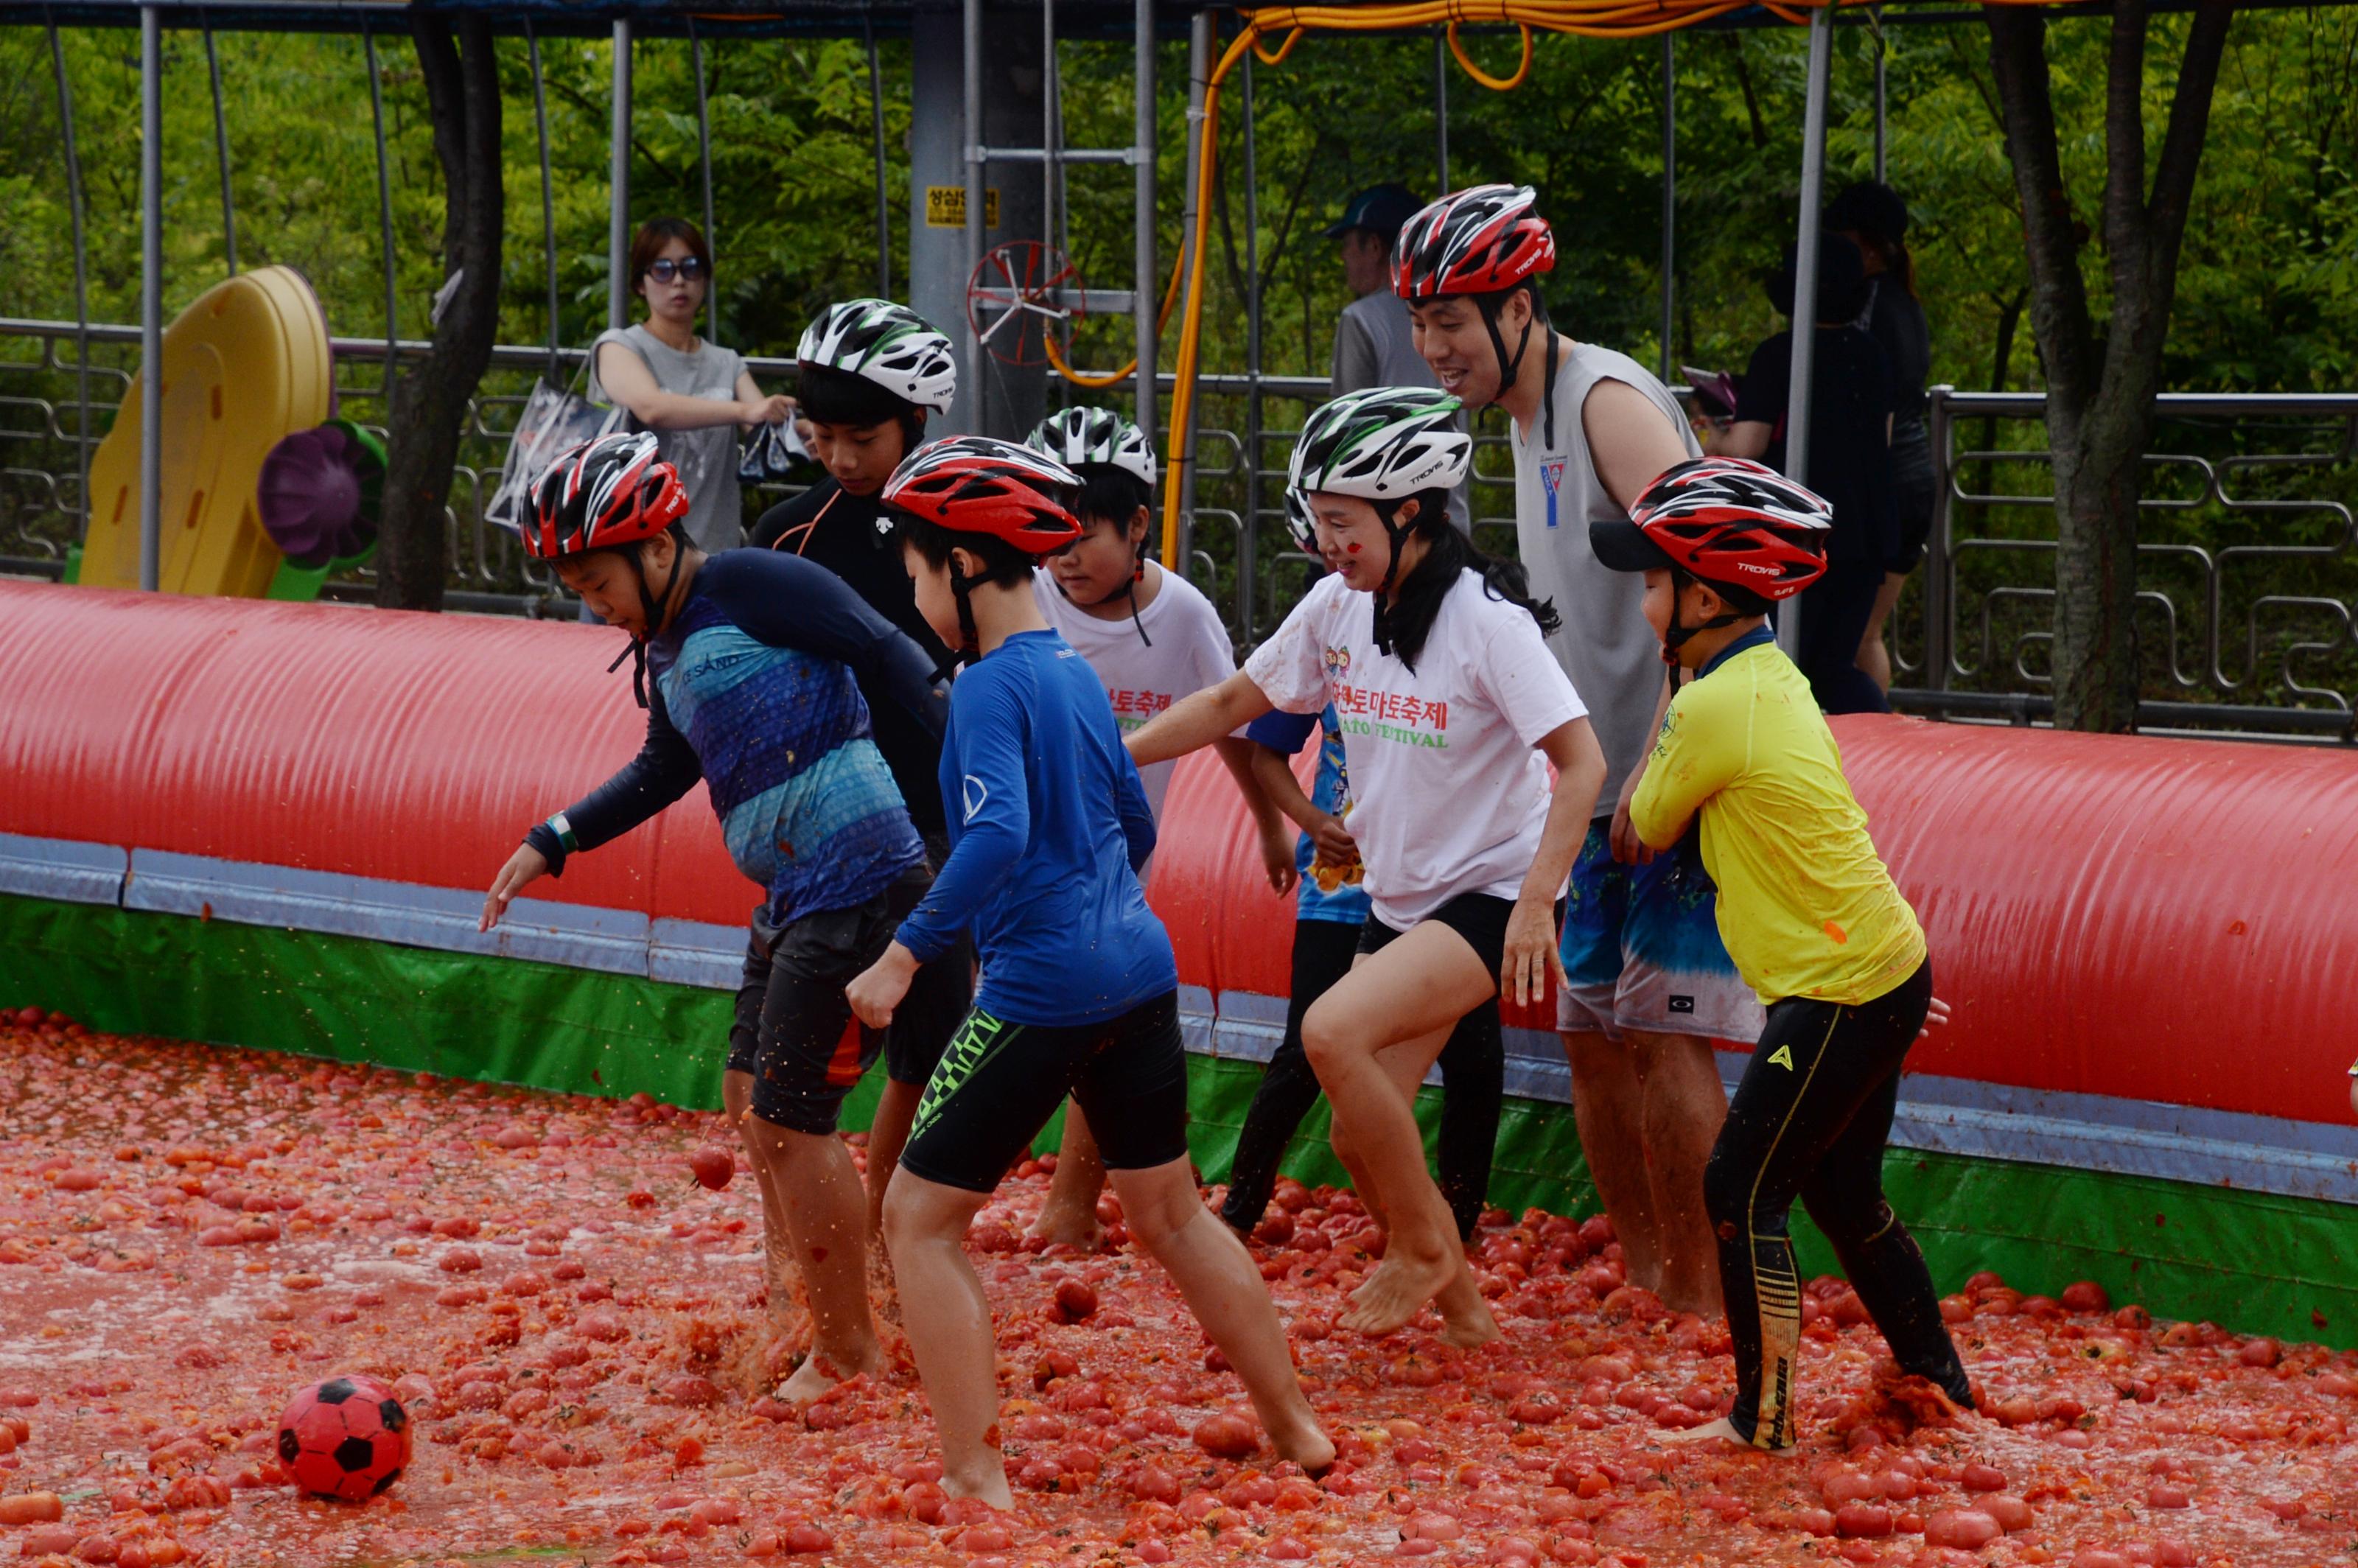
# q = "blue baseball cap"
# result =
<box><xmin>1325</xmin><ymin>183</ymin><xmax>1424</xmax><ymax>243</ymax></box>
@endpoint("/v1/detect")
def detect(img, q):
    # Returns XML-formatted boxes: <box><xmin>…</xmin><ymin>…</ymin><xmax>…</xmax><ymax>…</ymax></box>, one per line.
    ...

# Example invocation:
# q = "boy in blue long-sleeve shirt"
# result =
<box><xmin>844</xmin><ymin>436</ymin><xmax>1331</xmax><ymax>1506</ymax></box>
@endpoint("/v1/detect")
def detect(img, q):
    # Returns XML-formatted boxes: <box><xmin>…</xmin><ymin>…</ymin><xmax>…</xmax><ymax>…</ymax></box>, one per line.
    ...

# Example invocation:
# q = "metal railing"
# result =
<box><xmin>7</xmin><ymin>317</ymin><xmax>2356</xmax><ymax>741</ymax></box>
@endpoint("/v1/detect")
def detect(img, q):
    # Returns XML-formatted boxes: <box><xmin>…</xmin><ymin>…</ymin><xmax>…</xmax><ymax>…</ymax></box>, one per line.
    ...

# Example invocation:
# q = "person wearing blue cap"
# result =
<box><xmin>1327</xmin><ymin>185</ymin><xmax>1469</xmax><ymax>533</ymax></box>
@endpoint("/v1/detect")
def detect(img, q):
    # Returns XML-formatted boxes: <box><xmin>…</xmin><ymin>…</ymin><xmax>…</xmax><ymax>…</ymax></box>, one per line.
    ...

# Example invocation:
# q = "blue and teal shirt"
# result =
<box><xmin>1244</xmin><ymin>704</ymin><xmax>1371</xmax><ymax>927</ymax></box>
<box><xmin>894</xmin><ymin>630</ymin><xmax>1175</xmax><ymax>1027</ymax></box>
<box><xmin>527</xmin><ymin>550</ymin><xmax>944</xmax><ymax>926</ymax></box>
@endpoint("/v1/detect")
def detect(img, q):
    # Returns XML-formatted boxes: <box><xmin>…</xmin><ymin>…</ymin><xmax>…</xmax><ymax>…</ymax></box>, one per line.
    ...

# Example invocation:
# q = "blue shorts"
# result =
<box><xmin>1556</xmin><ymin>821</ymin><xmax>1763</xmax><ymax>1045</ymax></box>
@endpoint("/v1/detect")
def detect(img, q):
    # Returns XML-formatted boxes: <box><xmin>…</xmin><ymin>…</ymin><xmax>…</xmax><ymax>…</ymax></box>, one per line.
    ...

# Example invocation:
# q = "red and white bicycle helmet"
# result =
<box><xmin>1592</xmin><ymin>457</ymin><xmax>1831</xmax><ymax>602</ymax></box>
<box><xmin>1390</xmin><ymin>183</ymin><xmax>1556</xmax><ymax>301</ymax></box>
<box><xmin>523</xmin><ymin>432</ymin><xmax>688</xmax><ymax>560</ymax></box>
<box><xmin>1391</xmin><ymin>184</ymin><xmax>1561</xmax><ymax>438</ymax></box>
<box><xmin>883</xmin><ymin>436</ymin><xmax>1083</xmax><ymax>554</ymax></box>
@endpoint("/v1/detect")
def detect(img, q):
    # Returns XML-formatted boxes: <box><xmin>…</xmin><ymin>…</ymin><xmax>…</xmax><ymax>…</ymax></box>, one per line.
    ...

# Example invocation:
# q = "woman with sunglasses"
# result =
<box><xmin>590</xmin><ymin>217</ymin><xmax>797</xmax><ymax>553</ymax></box>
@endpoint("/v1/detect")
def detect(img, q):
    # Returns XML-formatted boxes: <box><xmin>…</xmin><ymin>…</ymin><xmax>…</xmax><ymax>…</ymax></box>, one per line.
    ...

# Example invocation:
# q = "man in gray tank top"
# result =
<box><xmin>1328</xmin><ymin>186</ymin><xmax>1469</xmax><ymax>533</ymax></box>
<box><xmin>1396</xmin><ymin>185</ymin><xmax>1764</xmax><ymax>1318</ymax></box>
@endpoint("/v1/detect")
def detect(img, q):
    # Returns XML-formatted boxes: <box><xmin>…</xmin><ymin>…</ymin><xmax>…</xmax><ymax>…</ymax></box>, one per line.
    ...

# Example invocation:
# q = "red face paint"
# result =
<box><xmin>1346</xmin><ymin>543</ymin><xmax>1362</xmax><ymax>555</ymax></box>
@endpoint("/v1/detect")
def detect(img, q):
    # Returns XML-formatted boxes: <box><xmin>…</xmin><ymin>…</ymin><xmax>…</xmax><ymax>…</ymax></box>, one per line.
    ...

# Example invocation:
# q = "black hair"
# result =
<box><xmin>1376</xmin><ymin>488</ymin><xmax>1559</xmax><ymax>673</ymax></box>
<box><xmin>795</xmin><ymin>362</ymin><xmax>926</xmax><ymax>452</ymax></box>
<box><xmin>1071</xmin><ymin>466</ymin><xmax>1153</xmax><ymax>536</ymax></box>
<box><xmin>889</xmin><ymin>512</ymin><xmax>1039</xmax><ymax>589</ymax></box>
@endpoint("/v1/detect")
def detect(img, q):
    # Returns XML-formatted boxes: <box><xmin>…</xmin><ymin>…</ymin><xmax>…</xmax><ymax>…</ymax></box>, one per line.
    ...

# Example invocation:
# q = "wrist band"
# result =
<box><xmin>547</xmin><ymin>812</ymin><xmax>579</xmax><ymax>853</ymax></box>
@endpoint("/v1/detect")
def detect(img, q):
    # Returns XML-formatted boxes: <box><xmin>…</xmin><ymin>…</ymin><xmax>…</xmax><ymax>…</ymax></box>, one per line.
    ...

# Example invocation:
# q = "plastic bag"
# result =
<box><xmin>737</xmin><ymin>416</ymin><xmax>809</xmax><ymax>485</ymax></box>
<box><xmin>486</xmin><ymin>369</ymin><xmax>624</xmax><ymax>532</ymax></box>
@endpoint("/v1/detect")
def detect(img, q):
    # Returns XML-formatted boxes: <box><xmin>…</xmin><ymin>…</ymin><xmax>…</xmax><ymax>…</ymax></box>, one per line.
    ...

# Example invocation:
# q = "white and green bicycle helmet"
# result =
<box><xmin>1285</xmin><ymin>387</ymin><xmax>1469</xmax><ymax>552</ymax></box>
<box><xmin>796</xmin><ymin>299</ymin><xmax>958</xmax><ymax>416</ymax></box>
<box><xmin>1026</xmin><ymin>406</ymin><xmax>1158</xmax><ymax>488</ymax></box>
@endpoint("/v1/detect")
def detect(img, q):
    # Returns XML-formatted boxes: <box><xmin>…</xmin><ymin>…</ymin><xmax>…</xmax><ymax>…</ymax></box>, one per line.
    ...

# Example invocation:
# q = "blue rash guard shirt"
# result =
<box><xmin>893</xmin><ymin>630</ymin><xmax>1176</xmax><ymax>1028</ymax></box>
<box><xmin>527</xmin><ymin>550</ymin><xmax>944</xmax><ymax>925</ymax></box>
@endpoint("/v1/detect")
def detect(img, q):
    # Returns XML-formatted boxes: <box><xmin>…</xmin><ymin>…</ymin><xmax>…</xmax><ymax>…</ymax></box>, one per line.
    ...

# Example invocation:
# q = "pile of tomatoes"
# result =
<box><xmin>1</xmin><ymin>1009</ymin><xmax>2354</xmax><ymax>1567</ymax></box>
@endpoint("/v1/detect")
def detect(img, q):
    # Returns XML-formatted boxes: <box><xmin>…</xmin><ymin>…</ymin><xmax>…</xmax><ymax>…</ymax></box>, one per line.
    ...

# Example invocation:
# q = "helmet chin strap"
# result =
<box><xmin>1659</xmin><ymin>566</ymin><xmax>1746</xmax><ymax>667</ymax></box>
<box><xmin>1055</xmin><ymin>544</ymin><xmax>1154</xmax><ymax>648</ymax></box>
<box><xmin>948</xmin><ymin>556</ymin><xmax>982</xmax><ymax>670</ymax></box>
<box><xmin>1477</xmin><ymin>281</ymin><xmax>1558</xmax><ymax>447</ymax></box>
<box><xmin>604</xmin><ymin>542</ymin><xmax>676</xmax><ymax>710</ymax></box>
<box><xmin>1369</xmin><ymin>500</ymin><xmax>1416</xmax><ymax>657</ymax></box>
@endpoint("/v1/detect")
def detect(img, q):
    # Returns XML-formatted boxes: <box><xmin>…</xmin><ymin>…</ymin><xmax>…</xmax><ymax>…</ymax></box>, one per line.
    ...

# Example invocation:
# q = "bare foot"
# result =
<box><xmin>1270</xmin><ymin>1413</ymin><xmax>1337</xmax><ymax>1478</ymax></box>
<box><xmin>1340</xmin><ymin>1245</ymin><xmax>1455</xmax><ymax>1337</ymax></box>
<box><xmin>776</xmin><ymin>1346</ymin><xmax>881</xmax><ymax>1404</ymax></box>
<box><xmin>1659</xmin><ymin>1415</ymin><xmax>1794</xmax><ymax>1456</ymax></box>
<box><xmin>940</xmin><ymin>1463</ymin><xmax>1014</xmax><ymax>1510</ymax></box>
<box><xmin>1435</xmin><ymin>1261</ymin><xmax>1502</xmax><ymax>1348</ymax></box>
<box><xmin>1026</xmin><ymin>1203</ymin><xmax>1105</xmax><ymax>1252</ymax></box>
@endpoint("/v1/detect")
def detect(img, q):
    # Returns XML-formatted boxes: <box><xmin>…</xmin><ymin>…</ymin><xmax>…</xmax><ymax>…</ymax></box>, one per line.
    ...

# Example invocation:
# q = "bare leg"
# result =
<box><xmin>1560</xmin><ymin>1032</ymin><xmax>1663</xmax><ymax>1292</ymax></box>
<box><xmin>1111</xmin><ymin>1158</ymin><xmax>1334</xmax><ymax>1473</ymax></box>
<box><xmin>1027</xmin><ymin>1104</ymin><xmax>1108</xmax><ymax>1249</ymax></box>
<box><xmin>1856</xmin><ymin>571</ymin><xmax>1906</xmax><ymax>693</ymax></box>
<box><xmin>882</xmin><ymin>1169</ymin><xmax>1010</xmax><ymax>1507</ymax></box>
<box><xmin>865</xmin><ymin>1078</ymin><xmax>921</xmax><ymax>1242</ymax></box>
<box><xmin>1628</xmin><ymin>1028</ymin><xmax>1730</xmax><ymax>1317</ymax></box>
<box><xmin>740</xmin><ymin>1114</ymin><xmax>886</xmax><ymax>1401</ymax></box>
<box><xmin>1301</xmin><ymin>926</ymin><xmax>1495</xmax><ymax>1343</ymax></box>
<box><xmin>725</xmin><ymin>1069</ymin><xmax>798</xmax><ymax>1332</ymax></box>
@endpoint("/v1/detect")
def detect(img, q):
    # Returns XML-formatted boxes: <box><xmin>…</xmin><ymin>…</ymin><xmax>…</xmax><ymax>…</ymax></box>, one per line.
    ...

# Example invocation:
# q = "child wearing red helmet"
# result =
<box><xmin>483</xmin><ymin>431</ymin><xmax>971</xmax><ymax>1407</ymax></box>
<box><xmin>1592</xmin><ymin>456</ymin><xmax>1972</xmax><ymax>1453</ymax></box>
<box><xmin>845</xmin><ymin>436</ymin><xmax>1332</xmax><ymax>1505</ymax></box>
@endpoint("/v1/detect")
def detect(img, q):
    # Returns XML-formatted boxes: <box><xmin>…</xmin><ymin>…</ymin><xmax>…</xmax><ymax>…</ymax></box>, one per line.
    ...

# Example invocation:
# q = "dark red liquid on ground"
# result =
<box><xmin>3</xmin><ymin>1015</ymin><xmax>2355</xmax><ymax>1567</ymax></box>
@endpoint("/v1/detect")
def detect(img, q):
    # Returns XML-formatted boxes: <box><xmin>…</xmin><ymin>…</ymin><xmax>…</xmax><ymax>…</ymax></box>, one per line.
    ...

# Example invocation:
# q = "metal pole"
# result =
<box><xmin>690</xmin><ymin>22</ymin><xmax>719</xmax><ymax>346</ymax></box>
<box><xmin>1433</xmin><ymin>31</ymin><xmax>1448</xmax><ymax>195</ymax></box>
<box><xmin>866</xmin><ymin>19</ymin><xmax>892</xmax><ymax>298</ymax></box>
<box><xmin>48</xmin><ymin>18</ymin><xmax>92</xmax><ymax>553</ymax></box>
<box><xmin>1176</xmin><ymin>10</ymin><xmax>1209</xmax><ymax>570</ymax></box>
<box><xmin>1779</xmin><ymin>2</ymin><xmax>1834</xmax><ymax>659</ymax></box>
<box><xmin>962</xmin><ymin>0</ymin><xmax>984</xmax><ymax>430</ymax></box>
<box><xmin>365</xmin><ymin>26</ymin><xmax>396</xmax><ymax>402</ymax></box>
<box><xmin>1924</xmin><ymin>385</ymin><xmax>1953</xmax><ymax>688</ymax></box>
<box><xmin>1043</xmin><ymin>0</ymin><xmax>1056</xmax><ymax>325</ymax></box>
<box><xmin>204</xmin><ymin>18</ymin><xmax>237</xmax><ymax>276</ymax></box>
<box><xmin>1242</xmin><ymin>47</ymin><xmax>1261</xmax><ymax>641</ymax></box>
<box><xmin>139</xmin><ymin>3</ymin><xmax>161</xmax><ymax>592</ymax></box>
<box><xmin>527</xmin><ymin>24</ymin><xmax>560</xmax><ymax>381</ymax></box>
<box><xmin>1873</xmin><ymin>9</ymin><xmax>1888</xmax><ymax>183</ymax></box>
<box><xmin>609</xmin><ymin>20</ymin><xmax>632</xmax><ymax>332</ymax></box>
<box><xmin>1659</xmin><ymin>33</ymin><xmax>1673</xmax><ymax>383</ymax></box>
<box><xmin>1132</xmin><ymin>0</ymin><xmax>1156</xmax><ymax>466</ymax></box>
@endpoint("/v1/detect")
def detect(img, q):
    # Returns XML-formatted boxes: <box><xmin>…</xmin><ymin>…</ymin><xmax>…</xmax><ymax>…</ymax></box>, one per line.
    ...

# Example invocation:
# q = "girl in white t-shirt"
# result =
<box><xmin>1131</xmin><ymin>388</ymin><xmax>1605</xmax><ymax>1345</ymax></box>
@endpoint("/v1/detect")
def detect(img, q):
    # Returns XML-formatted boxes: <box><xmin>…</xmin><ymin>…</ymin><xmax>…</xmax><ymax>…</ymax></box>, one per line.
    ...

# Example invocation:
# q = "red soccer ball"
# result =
<box><xmin>276</xmin><ymin>1374</ymin><xmax>411</xmax><ymax>1502</ymax></box>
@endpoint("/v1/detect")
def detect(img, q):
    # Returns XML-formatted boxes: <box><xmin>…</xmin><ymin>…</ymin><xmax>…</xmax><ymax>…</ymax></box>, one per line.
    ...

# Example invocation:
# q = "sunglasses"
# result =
<box><xmin>644</xmin><ymin>257</ymin><xmax>709</xmax><ymax>284</ymax></box>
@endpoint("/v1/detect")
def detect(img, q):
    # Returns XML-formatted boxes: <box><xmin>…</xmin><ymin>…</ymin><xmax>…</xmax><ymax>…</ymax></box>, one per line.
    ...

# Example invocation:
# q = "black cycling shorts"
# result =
<box><xmin>1356</xmin><ymin>890</ymin><xmax>1518</xmax><ymax>977</ymax></box>
<box><xmin>897</xmin><ymin>991</ymin><xmax>1190</xmax><ymax>1194</ymax></box>
<box><xmin>723</xmin><ymin>862</ymin><xmax>970</xmax><ymax>1135</ymax></box>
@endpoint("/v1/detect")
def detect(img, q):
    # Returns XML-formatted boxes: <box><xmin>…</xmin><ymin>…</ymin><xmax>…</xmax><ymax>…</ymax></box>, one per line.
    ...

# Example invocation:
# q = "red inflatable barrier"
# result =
<box><xmin>4</xmin><ymin>581</ymin><xmax>2354</xmax><ymax>1128</ymax></box>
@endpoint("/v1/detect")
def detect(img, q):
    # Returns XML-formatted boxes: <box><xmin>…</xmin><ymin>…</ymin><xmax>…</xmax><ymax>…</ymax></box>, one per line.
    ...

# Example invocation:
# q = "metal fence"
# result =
<box><xmin>6</xmin><ymin>316</ymin><xmax>2355</xmax><ymax>741</ymax></box>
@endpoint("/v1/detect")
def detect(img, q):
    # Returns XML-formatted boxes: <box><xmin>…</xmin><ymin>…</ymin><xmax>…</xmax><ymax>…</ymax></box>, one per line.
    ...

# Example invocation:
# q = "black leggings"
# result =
<box><xmin>1220</xmin><ymin>919</ymin><xmax>1502</xmax><ymax>1242</ymax></box>
<box><xmin>1702</xmin><ymin>958</ymin><xmax>1967</xmax><ymax>1448</ymax></box>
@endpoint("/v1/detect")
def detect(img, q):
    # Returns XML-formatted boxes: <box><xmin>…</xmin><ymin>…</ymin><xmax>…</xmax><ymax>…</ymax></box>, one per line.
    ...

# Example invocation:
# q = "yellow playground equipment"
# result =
<box><xmin>76</xmin><ymin>265</ymin><xmax>335</xmax><ymax>598</ymax></box>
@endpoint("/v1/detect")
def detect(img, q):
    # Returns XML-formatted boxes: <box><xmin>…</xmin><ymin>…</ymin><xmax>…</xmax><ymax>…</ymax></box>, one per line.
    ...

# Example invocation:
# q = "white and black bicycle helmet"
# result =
<box><xmin>796</xmin><ymin>299</ymin><xmax>958</xmax><ymax>416</ymax></box>
<box><xmin>1289</xmin><ymin>386</ymin><xmax>1471</xmax><ymax>607</ymax></box>
<box><xmin>1026</xmin><ymin>406</ymin><xmax>1158</xmax><ymax>487</ymax></box>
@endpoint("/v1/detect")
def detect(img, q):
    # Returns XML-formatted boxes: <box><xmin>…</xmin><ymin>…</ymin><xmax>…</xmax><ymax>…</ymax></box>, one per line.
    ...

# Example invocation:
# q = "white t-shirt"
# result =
<box><xmin>1245</xmin><ymin>569</ymin><xmax>1588</xmax><ymax>928</ymax></box>
<box><xmin>1032</xmin><ymin>565</ymin><xmax>1238</xmax><ymax>822</ymax></box>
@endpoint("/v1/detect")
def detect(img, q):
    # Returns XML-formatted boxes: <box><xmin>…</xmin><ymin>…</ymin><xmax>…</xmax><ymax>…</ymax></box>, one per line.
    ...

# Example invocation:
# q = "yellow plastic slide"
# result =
<box><xmin>79</xmin><ymin>266</ymin><xmax>333</xmax><ymax>596</ymax></box>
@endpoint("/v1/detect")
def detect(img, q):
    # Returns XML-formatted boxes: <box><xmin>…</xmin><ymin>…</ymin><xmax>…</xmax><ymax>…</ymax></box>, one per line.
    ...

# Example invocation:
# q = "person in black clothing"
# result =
<box><xmin>751</xmin><ymin>300</ymin><xmax>961</xmax><ymax>680</ymax></box>
<box><xmin>1707</xmin><ymin>233</ymin><xmax>1897</xmax><ymax>715</ymax></box>
<box><xmin>1826</xmin><ymin>181</ymin><xmax>1935</xmax><ymax>696</ymax></box>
